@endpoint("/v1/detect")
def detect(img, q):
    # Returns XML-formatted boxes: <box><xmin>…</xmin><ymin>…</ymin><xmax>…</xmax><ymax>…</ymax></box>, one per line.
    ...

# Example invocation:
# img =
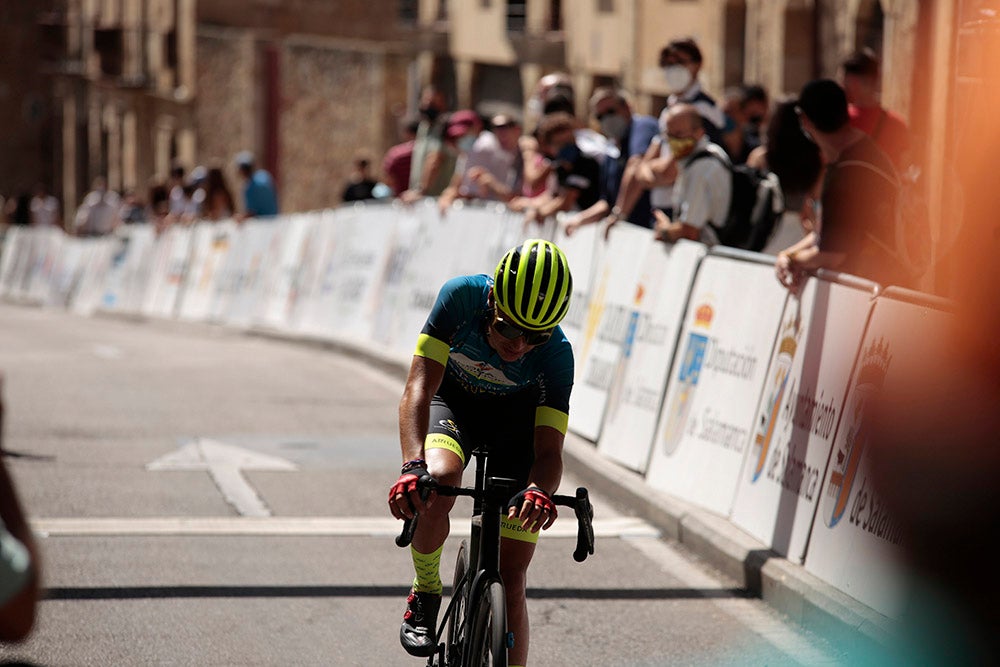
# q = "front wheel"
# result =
<box><xmin>446</xmin><ymin>540</ymin><xmax>470</xmax><ymax>665</ymax></box>
<box><xmin>464</xmin><ymin>579</ymin><xmax>507</xmax><ymax>667</ymax></box>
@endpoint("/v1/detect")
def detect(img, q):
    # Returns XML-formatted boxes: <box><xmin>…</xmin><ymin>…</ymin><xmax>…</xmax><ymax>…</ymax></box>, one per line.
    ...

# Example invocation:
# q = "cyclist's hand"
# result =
<box><xmin>388</xmin><ymin>468</ymin><xmax>436</xmax><ymax>520</ymax></box>
<box><xmin>507</xmin><ymin>486</ymin><xmax>557</xmax><ymax>533</ymax></box>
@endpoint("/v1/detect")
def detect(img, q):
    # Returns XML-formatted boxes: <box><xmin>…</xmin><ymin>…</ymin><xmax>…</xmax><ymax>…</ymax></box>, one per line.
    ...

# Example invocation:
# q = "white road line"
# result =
<box><xmin>625</xmin><ymin>536</ymin><xmax>843</xmax><ymax>665</ymax></box>
<box><xmin>31</xmin><ymin>516</ymin><xmax>658</xmax><ymax>539</ymax></box>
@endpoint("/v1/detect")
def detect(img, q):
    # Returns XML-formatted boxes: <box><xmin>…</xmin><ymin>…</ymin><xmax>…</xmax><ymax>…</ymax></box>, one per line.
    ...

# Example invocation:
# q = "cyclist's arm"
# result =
<box><xmin>527</xmin><ymin>424</ymin><xmax>564</xmax><ymax>496</ymax></box>
<box><xmin>398</xmin><ymin>347</ymin><xmax>447</xmax><ymax>466</ymax></box>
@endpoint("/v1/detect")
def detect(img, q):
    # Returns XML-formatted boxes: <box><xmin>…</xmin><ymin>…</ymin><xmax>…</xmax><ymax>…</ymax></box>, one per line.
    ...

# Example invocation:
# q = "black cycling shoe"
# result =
<box><xmin>400</xmin><ymin>590</ymin><xmax>441</xmax><ymax>657</ymax></box>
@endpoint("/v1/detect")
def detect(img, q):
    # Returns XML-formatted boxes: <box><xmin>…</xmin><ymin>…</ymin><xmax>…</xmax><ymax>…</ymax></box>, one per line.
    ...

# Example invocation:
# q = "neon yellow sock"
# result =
<box><xmin>410</xmin><ymin>544</ymin><xmax>444</xmax><ymax>595</ymax></box>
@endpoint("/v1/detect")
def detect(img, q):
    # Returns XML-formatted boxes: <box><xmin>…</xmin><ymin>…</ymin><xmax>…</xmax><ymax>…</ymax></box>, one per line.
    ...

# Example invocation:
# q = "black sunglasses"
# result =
<box><xmin>491</xmin><ymin>309</ymin><xmax>554</xmax><ymax>346</ymax></box>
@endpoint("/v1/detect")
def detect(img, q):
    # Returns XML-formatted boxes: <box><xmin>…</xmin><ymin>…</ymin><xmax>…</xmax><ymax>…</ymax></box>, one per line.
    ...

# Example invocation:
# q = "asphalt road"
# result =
<box><xmin>0</xmin><ymin>302</ymin><xmax>847</xmax><ymax>666</ymax></box>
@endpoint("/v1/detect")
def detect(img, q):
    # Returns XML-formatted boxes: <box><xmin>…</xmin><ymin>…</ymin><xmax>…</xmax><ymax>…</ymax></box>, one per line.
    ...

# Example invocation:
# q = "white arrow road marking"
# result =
<box><xmin>146</xmin><ymin>438</ymin><xmax>297</xmax><ymax>517</ymax></box>
<box><xmin>31</xmin><ymin>516</ymin><xmax>659</xmax><ymax>538</ymax></box>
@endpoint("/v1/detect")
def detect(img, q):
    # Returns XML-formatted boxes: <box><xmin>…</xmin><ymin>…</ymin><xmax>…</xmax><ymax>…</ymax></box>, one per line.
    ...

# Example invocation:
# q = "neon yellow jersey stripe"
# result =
<box><xmin>535</xmin><ymin>406</ymin><xmax>569</xmax><ymax>434</ymax></box>
<box><xmin>414</xmin><ymin>333</ymin><xmax>450</xmax><ymax>366</ymax></box>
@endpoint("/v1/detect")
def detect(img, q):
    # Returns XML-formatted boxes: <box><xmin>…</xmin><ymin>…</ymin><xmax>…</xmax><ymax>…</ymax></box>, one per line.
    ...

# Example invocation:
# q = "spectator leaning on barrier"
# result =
<box><xmin>460</xmin><ymin>113</ymin><xmax>524</xmax><ymax>203</ymax></box>
<box><xmin>562</xmin><ymin>87</ymin><xmax>660</xmax><ymax>236</ymax></box>
<box><xmin>235</xmin><ymin>151</ymin><xmax>279</xmax><ymax>220</ymax></box>
<box><xmin>406</xmin><ymin>85</ymin><xmax>451</xmax><ymax>200</ymax></box>
<box><xmin>746</xmin><ymin>98</ymin><xmax>824</xmax><ymax>235</ymax></box>
<box><xmin>513</xmin><ymin>112</ymin><xmax>601</xmax><ymax>228</ymax></box>
<box><xmin>29</xmin><ymin>183</ymin><xmax>60</xmax><ymax>229</ymax></box>
<box><xmin>649</xmin><ymin>103</ymin><xmax>732</xmax><ymax>245</ymax></box>
<box><xmin>435</xmin><ymin>110</ymin><xmax>486</xmax><ymax>214</ymax></box>
<box><xmin>383</xmin><ymin>116</ymin><xmax>421</xmax><ymax>197</ymax></box>
<box><xmin>722</xmin><ymin>84</ymin><xmax>770</xmax><ymax>165</ymax></box>
<box><xmin>775</xmin><ymin>79</ymin><xmax>910</xmax><ymax>291</ymax></box>
<box><xmin>73</xmin><ymin>177</ymin><xmax>121</xmax><ymax>237</ymax></box>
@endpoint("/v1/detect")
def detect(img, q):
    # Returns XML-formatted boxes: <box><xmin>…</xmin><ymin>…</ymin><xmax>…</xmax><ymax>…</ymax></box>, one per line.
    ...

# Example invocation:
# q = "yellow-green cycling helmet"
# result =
<box><xmin>492</xmin><ymin>239</ymin><xmax>573</xmax><ymax>330</ymax></box>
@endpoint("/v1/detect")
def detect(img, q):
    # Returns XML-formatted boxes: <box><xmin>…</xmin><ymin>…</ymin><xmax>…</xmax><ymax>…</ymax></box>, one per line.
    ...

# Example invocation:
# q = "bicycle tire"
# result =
<box><xmin>464</xmin><ymin>578</ymin><xmax>507</xmax><ymax>667</ymax></box>
<box><xmin>445</xmin><ymin>539</ymin><xmax>470</xmax><ymax>665</ymax></box>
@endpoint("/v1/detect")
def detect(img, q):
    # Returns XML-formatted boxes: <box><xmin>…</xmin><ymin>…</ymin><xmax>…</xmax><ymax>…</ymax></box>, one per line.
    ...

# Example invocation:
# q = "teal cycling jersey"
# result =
<box><xmin>415</xmin><ymin>274</ymin><xmax>574</xmax><ymax>431</ymax></box>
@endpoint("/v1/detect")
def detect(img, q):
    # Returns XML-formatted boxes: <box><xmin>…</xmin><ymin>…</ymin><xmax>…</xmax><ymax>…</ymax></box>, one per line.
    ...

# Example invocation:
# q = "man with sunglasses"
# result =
<box><xmin>388</xmin><ymin>239</ymin><xmax>574</xmax><ymax>667</ymax></box>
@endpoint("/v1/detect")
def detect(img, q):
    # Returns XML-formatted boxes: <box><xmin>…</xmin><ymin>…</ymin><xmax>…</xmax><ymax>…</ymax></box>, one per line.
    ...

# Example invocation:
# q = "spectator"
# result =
<box><xmin>722</xmin><ymin>84</ymin><xmax>770</xmax><ymax>164</ymax></box>
<box><xmin>563</xmin><ymin>87</ymin><xmax>660</xmax><ymax>235</ymax></box>
<box><xmin>383</xmin><ymin>116</ymin><xmax>421</xmax><ymax>196</ymax></box>
<box><xmin>29</xmin><ymin>183</ymin><xmax>60</xmax><ymax>229</ymax></box>
<box><xmin>183</xmin><ymin>166</ymin><xmax>207</xmax><ymax>223</ymax></box>
<box><xmin>148</xmin><ymin>180</ymin><xmax>172</xmax><ymax>235</ymax></box>
<box><xmin>646</xmin><ymin>103</ymin><xmax>732</xmax><ymax>245</ymax></box>
<box><xmin>234</xmin><ymin>151</ymin><xmax>279</xmax><ymax>219</ymax></box>
<box><xmin>525</xmin><ymin>71</ymin><xmax>575</xmax><ymax>132</ymax></box>
<box><xmin>200</xmin><ymin>166</ymin><xmax>236</xmax><ymax>221</ymax></box>
<box><xmin>445</xmin><ymin>113</ymin><xmax>522</xmax><ymax>205</ymax></box>
<box><xmin>511</xmin><ymin>112</ymin><xmax>601</xmax><ymax>227</ymax></box>
<box><xmin>0</xmin><ymin>374</ymin><xmax>41</xmax><ymax>642</ymax></box>
<box><xmin>660</xmin><ymin>38</ymin><xmax>727</xmax><ymax>147</ymax></box>
<box><xmin>73</xmin><ymin>177</ymin><xmax>121</xmax><ymax>237</ymax></box>
<box><xmin>841</xmin><ymin>48</ymin><xmax>912</xmax><ymax>172</ymax></box>
<box><xmin>774</xmin><ymin>79</ymin><xmax>910</xmax><ymax>290</ymax></box>
<box><xmin>342</xmin><ymin>153</ymin><xmax>381</xmax><ymax>203</ymax></box>
<box><xmin>747</xmin><ymin>98</ymin><xmax>824</xmax><ymax>234</ymax></box>
<box><xmin>407</xmin><ymin>85</ymin><xmax>451</xmax><ymax>198</ymax></box>
<box><xmin>167</xmin><ymin>162</ymin><xmax>189</xmax><ymax>218</ymax></box>
<box><xmin>434</xmin><ymin>110</ymin><xmax>485</xmax><ymax>213</ymax></box>
<box><xmin>3</xmin><ymin>192</ymin><xmax>31</xmax><ymax>228</ymax></box>
<box><xmin>118</xmin><ymin>188</ymin><xmax>147</xmax><ymax>225</ymax></box>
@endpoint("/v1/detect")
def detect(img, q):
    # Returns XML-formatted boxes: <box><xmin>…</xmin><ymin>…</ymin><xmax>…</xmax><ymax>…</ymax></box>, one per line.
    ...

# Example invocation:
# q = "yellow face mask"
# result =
<box><xmin>667</xmin><ymin>136</ymin><xmax>696</xmax><ymax>159</ymax></box>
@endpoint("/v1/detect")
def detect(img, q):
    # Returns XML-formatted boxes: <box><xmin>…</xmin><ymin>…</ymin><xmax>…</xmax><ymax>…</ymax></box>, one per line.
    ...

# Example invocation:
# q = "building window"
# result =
<box><xmin>507</xmin><ymin>0</ymin><xmax>526</xmax><ymax>32</ymax></box>
<box><xmin>398</xmin><ymin>0</ymin><xmax>419</xmax><ymax>26</ymax></box>
<box><xmin>548</xmin><ymin>0</ymin><xmax>562</xmax><ymax>31</ymax></box>
<box><xmin>93</xmin><ymin>28</ymin><xmax>123</xmax><ymax>77</ymax></box>
<box><xmin>597</xmin><ymin>0</ymin><xmax>613</xmax><ymax>12</ymax></box>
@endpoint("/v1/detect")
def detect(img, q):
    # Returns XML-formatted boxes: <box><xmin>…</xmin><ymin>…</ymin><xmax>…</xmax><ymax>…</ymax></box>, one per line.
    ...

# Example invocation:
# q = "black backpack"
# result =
<box><xmin>688</xmin><ymin>151</ymin><xmax>784</xmax><ymax>252</ymax></box>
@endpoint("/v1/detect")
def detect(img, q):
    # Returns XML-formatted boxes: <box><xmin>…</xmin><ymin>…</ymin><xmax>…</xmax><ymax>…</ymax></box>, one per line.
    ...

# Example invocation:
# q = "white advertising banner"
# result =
<box><xmin>804</xmin><ymin>292</ymin><xmax>954</xmax><ymax>616</ymax></box>
<box><xmin>387</xmin><ymin>202</ymin><xmax>472</xmax><ymax>360</ymax></box>
<box><xmin>0</xmin><ymin>226</ymin><xmax>25</xmax><ymax>296</ymax></box>
<box><xmin>45</xmin><ymin>237</ymin><xmax>87</xmax><ymax>308</ymax></box>
<box><xmin>254</xmin><ymin>213</ymin><xmax>316</xmax><ymax>331</ymax></box>
<box><xmin>730</xmin><ymin>275</ymin><xmax>876</xmax><ymax>562</ymax></box>
<box><xmin>100</xmin><ymin>225</ymin><xmax>156</xmax><ymax>314</ymax></box>
<box><xmin>70</xmin><ymin>238</ymin><xmax>119</xmax><ymax>316</ymax></box>
<box><xmin>598</xmin><ymin>240</ymin><xmax>707</xmax><ymax>472</ymax></box>
<box><xmin>645</xmin><ymin>254</ymin><xmax>788</xmax><ymax>516</ymax></box>
<box><xmin>291</xmin><ymin>210</ymin><xmax>344</xmax><ymax>336</ymax></box>
<box><xmin>142</xmin><ymin>226</ymin><xmax>193</xmax><ymax>319</ymax></box>
<box><xmin>568</xmin><ymin>224</ymin><xmax>653</xmax><ymax>441</ymax></box>
<box><xmin>215</xmin><ymin>221</ymin><xmax>280</xmax><ymax>328</ymax></box>
<box><xmin>551</xmin><ymin>221</ymin><xmax>601</xmax><ymax>354</ymax></box>
<box><xmin>25</xmin><ymin>229</ymin><xmax>65</xmax><ymax>304</ymax></box>
<box><xmin>176</xmin><ymin>221</ymin><xmax>238</xmax><ymax>322</ymax></box>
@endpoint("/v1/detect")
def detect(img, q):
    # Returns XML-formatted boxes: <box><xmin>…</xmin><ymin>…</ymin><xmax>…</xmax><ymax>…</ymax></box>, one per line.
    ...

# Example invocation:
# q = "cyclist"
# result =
<box><xmin>388</xmin><ymin>239</ymin><xmax>574</xmax><ymax>666</ymax></box>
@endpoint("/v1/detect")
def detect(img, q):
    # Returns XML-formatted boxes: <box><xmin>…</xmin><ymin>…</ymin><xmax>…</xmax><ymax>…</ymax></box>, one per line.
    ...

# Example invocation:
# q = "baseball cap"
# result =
<box><xmin>446</xmin><ymin>110</ymin><xmax>480</xmax><ymax>139</ymax></box>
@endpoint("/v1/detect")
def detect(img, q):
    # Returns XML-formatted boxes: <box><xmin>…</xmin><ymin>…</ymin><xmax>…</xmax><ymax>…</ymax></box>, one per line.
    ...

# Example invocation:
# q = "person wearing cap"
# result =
<box><xmin>234</xmin><ymin>151</ymin><xmax>279</xmax><ymax>219</ymax></box>
<box><xmin>441</xmin><ymin>113</ymin><xmax>523</xmax><ymax>208</ymax></box>
<box><xmin>403</xmin><ymin>110</ymin><xmax>480</xmax><ymax>205</ymax></box>
<box><xmin>775</xmin><ymin>79</ymin><xmax>909</xmax><ymax>290</ymax></box>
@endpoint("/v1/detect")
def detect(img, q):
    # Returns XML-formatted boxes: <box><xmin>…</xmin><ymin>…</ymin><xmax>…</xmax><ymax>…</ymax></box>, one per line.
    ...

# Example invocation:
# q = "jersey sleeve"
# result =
<box><xmin>415</xmin><ymin>275</ymin><xmax>486</xmax><ymax>366</ymax></box>
<box><xmin>533</xmin><ymin>331</ymin><xmax>575</xmax><ymax>434</ymax></box>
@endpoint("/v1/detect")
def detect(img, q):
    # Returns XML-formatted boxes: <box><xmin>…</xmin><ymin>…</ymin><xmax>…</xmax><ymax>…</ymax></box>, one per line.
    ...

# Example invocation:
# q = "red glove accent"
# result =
<box><xmin>388</xmin><ymin>468</ymin><xmax>434</xmax><ymax>519</ymax></box>
<box><xmin>508</xmin><ymin>487</ymin><xmax>558</xmax><ymax>521</ymax></box>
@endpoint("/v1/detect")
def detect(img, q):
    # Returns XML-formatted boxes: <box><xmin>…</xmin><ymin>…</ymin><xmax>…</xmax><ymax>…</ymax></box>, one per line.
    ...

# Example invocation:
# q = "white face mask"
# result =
<box><xmin>599</xmin><ymin>114</ymin><xmax>629</xmax><ymax>142</ymax></box>
<box><xmin>664</xmin><ymin>65</ymin><xmax>692</xmax><ymax>93</ymax></box>
<box><xmin>457</xmin><ymin>134</ymin><xmax>477</xmax><ymax>153</ymax></box>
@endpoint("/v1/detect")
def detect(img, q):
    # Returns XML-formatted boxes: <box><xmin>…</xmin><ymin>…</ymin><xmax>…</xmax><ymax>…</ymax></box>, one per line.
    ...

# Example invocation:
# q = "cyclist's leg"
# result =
<box><xmin>500</xmin><ymin>528</ymin><xmax>537</xmax><ymax>666</ymax></box>
<box><xmin>400</xmin><ymin>397</ymin><xmax>470</xmax><ymax>656</ymax></box>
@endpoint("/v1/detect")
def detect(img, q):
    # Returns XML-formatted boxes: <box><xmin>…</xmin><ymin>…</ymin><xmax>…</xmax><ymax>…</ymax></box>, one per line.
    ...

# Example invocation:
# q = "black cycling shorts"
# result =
<box><xmin>425</xmin><ymin>388</ymin><xmax>536</xmax><ymax>487</ymax></box>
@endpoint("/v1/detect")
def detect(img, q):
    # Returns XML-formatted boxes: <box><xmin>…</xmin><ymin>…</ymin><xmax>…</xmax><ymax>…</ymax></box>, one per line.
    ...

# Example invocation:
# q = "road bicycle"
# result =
<box><xmin>396</xmin><ymin>447</ymin><xmax>595</xmax><ymax>666</ymax></box>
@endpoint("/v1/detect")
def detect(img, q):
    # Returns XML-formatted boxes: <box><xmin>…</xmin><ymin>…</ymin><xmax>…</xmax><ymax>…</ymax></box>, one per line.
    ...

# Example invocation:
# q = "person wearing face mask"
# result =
<box><xmin>660</xmin><ymin>38</ymin><xmax>727</xmax><ymax>148</ymax></box>
<box><xmin>405</xmin><ymin>85</ymin><xmax>451</xmax><ymax>201</ymax></box>
<box><xmin>721</xmin><ymin>84</ymin><xmax>770</xmax><ymax>164</ymax></box>
<box><xmin>437</xmin><ymin>111</ymin><xmax>499</xmax><ymax>214</ymax></box>
<box><xmin>563</xmin><ymin>88</ymin><xmax>660</xmax><ymax>236</ymax></box>
<box><xmin>510</xmin><ymin>112</ymin><xmax>601</xmax><ymax>228</ymax></box>
<box><xmin>648</xmin><ymin>103</ymin><xmax>731</xmax><ymax>245</ymax></box>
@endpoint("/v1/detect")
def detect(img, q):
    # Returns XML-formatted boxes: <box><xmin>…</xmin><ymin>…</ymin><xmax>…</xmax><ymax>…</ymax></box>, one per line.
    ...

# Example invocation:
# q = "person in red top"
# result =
<box><xmin>841</xmin><ymin>48</ymin><xmax>912</xmax><ymax>172</ymax></box>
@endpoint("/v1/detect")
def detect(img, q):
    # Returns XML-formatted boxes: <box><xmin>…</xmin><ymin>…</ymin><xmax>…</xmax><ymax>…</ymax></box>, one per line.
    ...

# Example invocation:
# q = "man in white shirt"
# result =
<box><xmin>653</xmin><ymin>103</ymin><xmax>731</xmax><ymax>245</ymax></box>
